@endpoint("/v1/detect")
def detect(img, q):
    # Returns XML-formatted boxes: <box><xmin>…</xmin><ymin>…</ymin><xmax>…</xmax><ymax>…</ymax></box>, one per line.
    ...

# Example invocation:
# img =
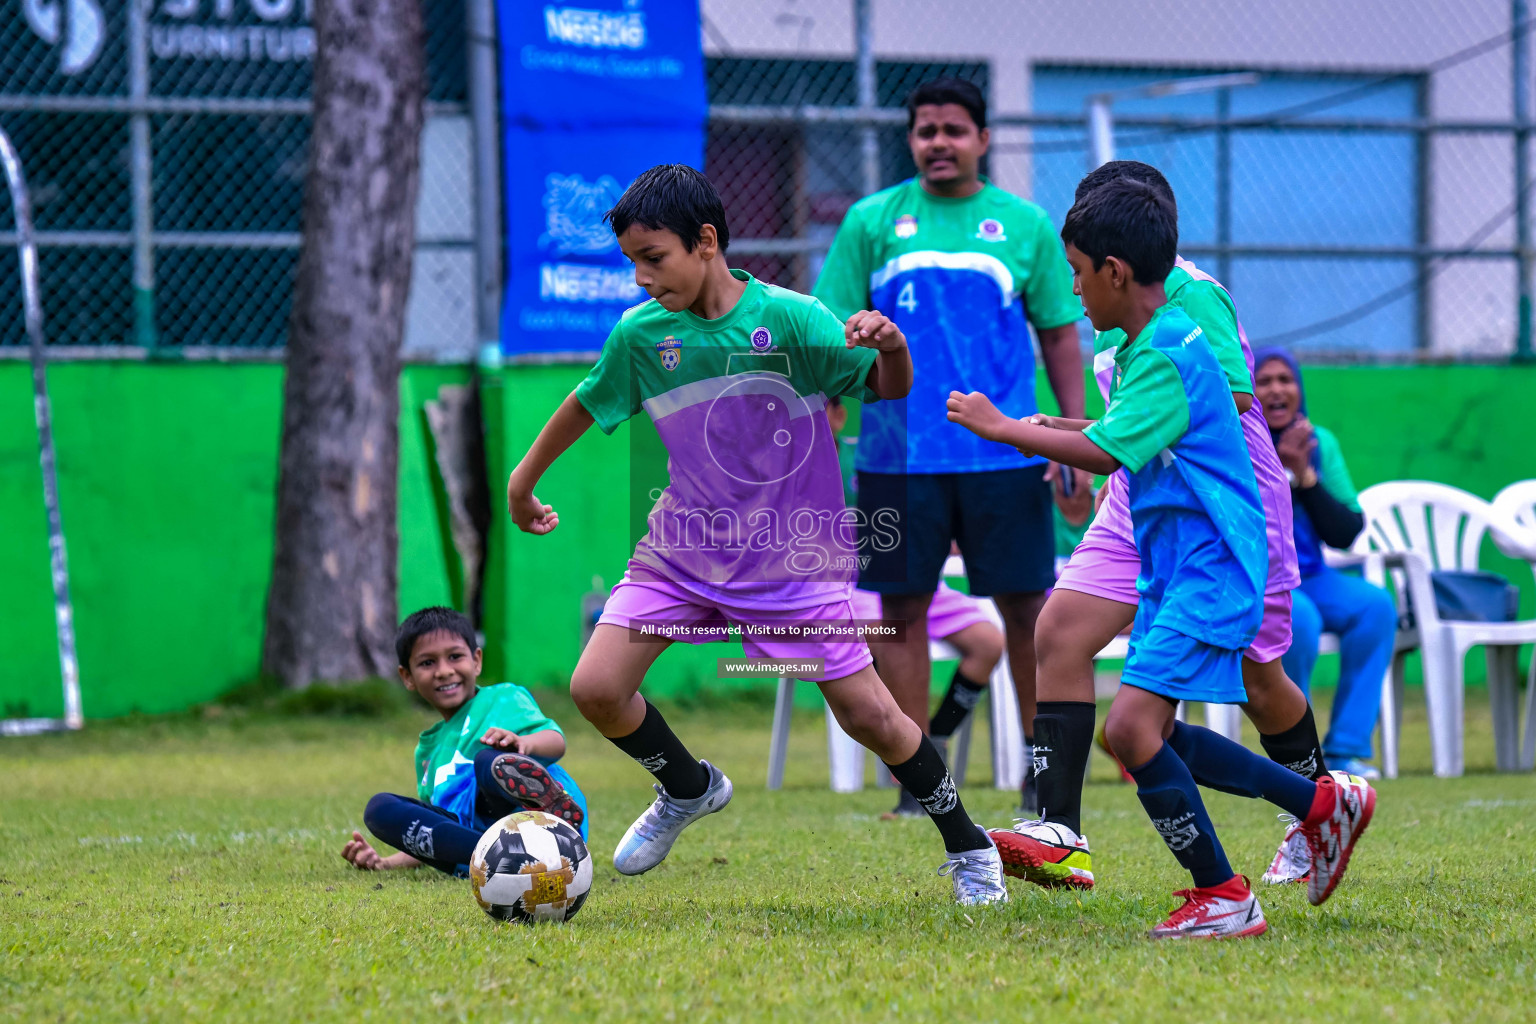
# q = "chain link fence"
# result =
<box><xmin>0</xmin><ymin>0</ymin><xmax>476</xmax><ymax>357</ymax></box>
<box><xmin>702</xmin><ymin>0</ymin><xmax>1536</xmax><ymax>360</ymax></box>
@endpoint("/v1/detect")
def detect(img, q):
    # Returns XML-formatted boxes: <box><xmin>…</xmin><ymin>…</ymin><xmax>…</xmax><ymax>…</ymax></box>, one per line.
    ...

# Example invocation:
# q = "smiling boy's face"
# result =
<box><xmin>399</xmin><ymin>629</ymin><xmax>483</xmax><ymax>717</ymax></box>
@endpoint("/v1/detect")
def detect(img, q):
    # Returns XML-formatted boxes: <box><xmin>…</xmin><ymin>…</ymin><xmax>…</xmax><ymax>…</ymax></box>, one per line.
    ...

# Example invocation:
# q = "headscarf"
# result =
<box><xmin>1250</xmin><ymin>346</ymin><xmax>1320</xmax><ymax>473</ymax></box>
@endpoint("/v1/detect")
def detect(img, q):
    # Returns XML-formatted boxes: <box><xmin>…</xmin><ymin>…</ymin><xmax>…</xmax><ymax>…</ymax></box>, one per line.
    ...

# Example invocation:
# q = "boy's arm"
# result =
<box><xmin>506</xmin><ymin>392</ymin><xmax>596</xmax><ymax>534</ymax></box>
<box><xmin>846</xmin><ymin>309</ymin><xmax>913</xmax><ymax>400</ymax></box>
<box><xmin>1030</xmin><ymin>414</ymin><xmax>1095</xmax><ymax>431</ymax></box>
<box><xmin>948</xmin><ymin>392</ymin><xmax>1120</xmax><ymax>476</ymax></box>
<box><xmin>479</xmin><ymin>727</ymin><xmax>567</xmax><ymax>760</ymax></box>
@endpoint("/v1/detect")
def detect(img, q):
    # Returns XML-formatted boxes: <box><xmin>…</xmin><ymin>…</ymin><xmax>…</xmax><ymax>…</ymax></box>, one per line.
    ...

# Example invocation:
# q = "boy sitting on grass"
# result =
<box><xmin>340</xmin><ymin>607</ymin><xmax>589</xmax><ymax>874</ymax></box>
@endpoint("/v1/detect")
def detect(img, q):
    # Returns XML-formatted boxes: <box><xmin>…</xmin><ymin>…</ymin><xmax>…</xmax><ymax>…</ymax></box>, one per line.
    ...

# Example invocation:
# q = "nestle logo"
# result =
<box><xmin>544</xmin><ymin>6</ymin><xmax>646</xmax><ymax>50</ymax></box>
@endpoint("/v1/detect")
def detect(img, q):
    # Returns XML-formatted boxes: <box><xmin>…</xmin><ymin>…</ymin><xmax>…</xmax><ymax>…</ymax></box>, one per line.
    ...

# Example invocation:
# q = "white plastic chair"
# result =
<box><xmin>1354</xmin><ymin>481</ymin><xmax>1536</xmax><ymax>776</ymax></box>
<box><xmin>1490</xmin><ymin>480</ymin><xmax>1536</xmax><ymax>769</ymax></box>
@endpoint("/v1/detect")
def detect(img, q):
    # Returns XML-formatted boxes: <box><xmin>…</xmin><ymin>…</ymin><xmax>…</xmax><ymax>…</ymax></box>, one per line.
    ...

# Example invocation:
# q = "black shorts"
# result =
<box><xmin>855</xmin><ymin>466</ymin><xmax>1056</xmax><ymax>597</ymax></box>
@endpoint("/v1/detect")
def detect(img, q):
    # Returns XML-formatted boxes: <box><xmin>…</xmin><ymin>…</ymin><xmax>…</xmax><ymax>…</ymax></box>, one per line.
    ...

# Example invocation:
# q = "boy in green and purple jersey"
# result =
<box><xmin>505</xmin><ymin>165</ymin><xmax>1008</xmax><ymax>905</ymax></box>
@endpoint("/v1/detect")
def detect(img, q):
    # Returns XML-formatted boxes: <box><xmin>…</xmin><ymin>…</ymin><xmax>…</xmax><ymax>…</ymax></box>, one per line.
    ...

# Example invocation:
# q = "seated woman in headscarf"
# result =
<box><xmin>1252</xmin><ymin>348</ymin><xmax>1396</xmax><ymax>780</ymax></box>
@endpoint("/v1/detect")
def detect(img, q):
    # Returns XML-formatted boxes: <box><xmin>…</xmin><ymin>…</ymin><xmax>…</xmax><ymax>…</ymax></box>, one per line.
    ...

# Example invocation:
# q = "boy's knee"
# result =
<box><xmin>363</xmin><ymin>792</ymin><xmax>397</xmax><ymax>834</ymax></box>
<box><xmin>1102</xmin><ymin>711</ymin><xmax>1149</xmax><ymax>766</ymax></box>
<box><xmin>833</xmin><ymin>696</ymin><xmax>898</xmax><ymax>749</ymax></box>
<box><xmin>474</xmin><ymin>745</ymin><xmax>506</xmax><ymax>775</ymax></box>
<box><xmin>1362</xmin><ymin>588</ymin><xmax>1398</xmax><ymax>634</ymax></box>
<box><xmin>569</xmin><ymin>668</ymin><xmax>622</xmax><ymax>721</ymax></box>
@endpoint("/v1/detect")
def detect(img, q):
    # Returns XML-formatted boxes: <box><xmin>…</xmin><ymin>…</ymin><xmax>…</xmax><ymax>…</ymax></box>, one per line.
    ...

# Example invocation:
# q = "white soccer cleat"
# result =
<box><xmin>1148</xmin><ymin>875</ymin><xmax>1267</xmax><ymax>940</ymax></box>
<box><xmin>986</xmin><ymin>819</ymin><xmax>1094</xmax><ymax>889</ymax></box>
<box><xmin>938</xmin><ymin>829</ymin><xmax>1009</xmax><ymax>906</ymax></box>
<box><xmin>612</xmin><ymin>760</ymin><xmax>733</xmax><ymax>876</ymax></box>
<box><xmin>1261</xmin><ymin>815</ymin><xmax>1312</xmax><ymax>886</ymax></box>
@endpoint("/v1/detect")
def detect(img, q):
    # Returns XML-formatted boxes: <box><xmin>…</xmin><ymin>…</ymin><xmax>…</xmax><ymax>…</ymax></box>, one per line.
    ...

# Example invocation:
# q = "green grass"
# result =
<box><xmin>3</xmin><ymin>688</ymin><xmax>1533</xmax><ymax>1022</ymax></box>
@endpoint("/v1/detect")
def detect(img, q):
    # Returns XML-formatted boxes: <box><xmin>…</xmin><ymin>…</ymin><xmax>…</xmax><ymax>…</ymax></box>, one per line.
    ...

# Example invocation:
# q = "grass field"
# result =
<box><xmin>3</xmin><ymin>686</ymin><xmax>1533</xmax><ymax>1022</ymax></box>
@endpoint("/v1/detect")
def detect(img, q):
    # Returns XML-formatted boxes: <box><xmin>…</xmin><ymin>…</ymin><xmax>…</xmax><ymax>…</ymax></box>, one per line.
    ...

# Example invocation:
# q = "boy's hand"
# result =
<box><xmin>341</xmin><ymin>831</ymin><xmax>385</xmax><ymax>870</ymax></box>
<box><xmin>479</xmin><ymin>727</ymin><xmax>524</xmax><ymax>752</ymax></box>
<box><xmin>508</xmin><ymin>483</ymin><xmax>559</xmax><ymax>535</ymax></box>
<box><xmin>946</xmin><ymin>390</ymin><xmax>1011</xmax><ymax>442</ymax></box>
<box><xmin>845</xmin><ymin>310</ymin><xmax>906</xmax><ymax>352</ymax></box>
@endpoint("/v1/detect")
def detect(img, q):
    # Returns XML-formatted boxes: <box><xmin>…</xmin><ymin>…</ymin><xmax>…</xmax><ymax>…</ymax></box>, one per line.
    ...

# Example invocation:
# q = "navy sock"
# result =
<box><xmin>363</xmin><ymin>793</ymin><xmax>481</xmax><ymax>875</ymax></box>
<box><xmin>1167</xmin><ymin>721</ymin><xmax>1318</xmax><ymax>821</ymax></box>
<box><xmin>1127</xmin><ymin>743</ymin><xmax>1234</xmax><ymax>889</ymax></box>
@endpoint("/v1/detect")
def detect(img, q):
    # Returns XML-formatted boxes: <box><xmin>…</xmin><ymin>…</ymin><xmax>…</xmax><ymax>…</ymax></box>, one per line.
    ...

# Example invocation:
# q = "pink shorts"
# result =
<box><xmin>597</xmin><ymin>576</ymin><xmax>873</xmax><ymax>682</ymax></box>
<box><xmin>1054</xmin><ymin>519</ymin><xmax>1293</xmax><ymax>663</ymax></box>
<box><xmin>848</xmin><ymin>583</ymin><xmax>993</xmax><ymax>640</ymax></box>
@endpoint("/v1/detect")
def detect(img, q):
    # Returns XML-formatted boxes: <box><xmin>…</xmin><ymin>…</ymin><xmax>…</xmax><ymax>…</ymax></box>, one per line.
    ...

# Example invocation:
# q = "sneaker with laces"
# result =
<box><xmin>937</xmin><ymin>829</ymin><xmax>1009</xmax><ymax>906</ymax></box>
<box><xmin>985</xmin><ymin>819</ymin><xmax>1094</xmax><ymax>889</ymax></box>
<box><xmin>612</xmin><ymin>760</ymin><xmax>733</xmax><ymax>876</ymax></box>
<box><xmin>1149</xmin><ymin>875</ymin><xmax>1266</xmax><ymax>939</ymax></box>
<box><xmin>1300</xmin><ymin>770</ymin><xmax>1375</xmax><ymax>906</ymax></box>
<box><xmin>487</xmin><ymin>752</ymin><xmax>586</xmax><ymax>833</ymax></box>
<box><xmin>1260</xmin><ymin>815</ymin><xmax>1311</xmax><ymax>886</ymax></box>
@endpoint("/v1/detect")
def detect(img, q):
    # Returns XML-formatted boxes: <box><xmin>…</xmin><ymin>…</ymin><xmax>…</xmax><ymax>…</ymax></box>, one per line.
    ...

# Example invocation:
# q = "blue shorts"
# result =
<box><xmin>1120</xmin><ymin>615</ymin><xmax>1247</xmax><ymax>705</ymax></box>
<box><xmin>854</xmin><ymin>466</ymin><xmax>1055</xmax><ymax>596</ymax></box>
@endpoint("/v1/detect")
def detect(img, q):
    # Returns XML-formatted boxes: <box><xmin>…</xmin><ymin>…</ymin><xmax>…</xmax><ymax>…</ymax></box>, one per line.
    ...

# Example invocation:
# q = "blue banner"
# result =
<box><xmin>498</xmin><ymin>0</ymin><xmax>706</xmax><ymax>356</ymax></box>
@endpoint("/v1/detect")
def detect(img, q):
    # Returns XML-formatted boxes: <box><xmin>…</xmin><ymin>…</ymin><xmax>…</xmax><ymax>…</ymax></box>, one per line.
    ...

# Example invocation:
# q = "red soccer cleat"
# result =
<box><xmin>985</xmin><ymin>820</ymin><xmax>1095</xmax><ymax>889</ymax></box>
<box><xmin>1149</xmin><ymin>875</ymin><xmax>1267</xmax><ymax>940</ymax></box>
<box><xmin>1300</xmin><ymin>770</ymin><xmax>1376</xmax><ymax>906</ymax></box>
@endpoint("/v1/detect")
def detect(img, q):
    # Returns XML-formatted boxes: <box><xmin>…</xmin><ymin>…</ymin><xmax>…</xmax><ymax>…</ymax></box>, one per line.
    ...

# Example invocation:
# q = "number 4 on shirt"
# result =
<box><xmin>897</xmin><ymin>281</ymin><xmax>918</xmax><ymax>314</ymax></box>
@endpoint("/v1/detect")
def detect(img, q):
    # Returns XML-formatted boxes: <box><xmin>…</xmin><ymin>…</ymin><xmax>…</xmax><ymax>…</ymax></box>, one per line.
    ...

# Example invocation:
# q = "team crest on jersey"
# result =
<box><xmin>975</xmin><ymin>218</ymin><xmax>1007</xmax><ymax>242</ymax></box>
<box><xmin>893</xmin><ymin>214</ymin><xmax>918</xmax><ymax>239</ymax></box>
<box><xmin>750</xmin><ymin>326</ymin><xmax>774</xmax><ymax>352</ymax></box>
<box><xmin>656</xmin><ymin>336</ymin><xmax>681</xmax><ymax>370</ymax></box>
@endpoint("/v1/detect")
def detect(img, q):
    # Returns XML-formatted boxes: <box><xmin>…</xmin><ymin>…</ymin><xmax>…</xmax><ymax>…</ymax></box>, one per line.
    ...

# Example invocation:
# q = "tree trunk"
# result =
<box><xmin>262</xmin><ymin>0</ymin><xmax>425</xmax><ymax>688</ymax></box>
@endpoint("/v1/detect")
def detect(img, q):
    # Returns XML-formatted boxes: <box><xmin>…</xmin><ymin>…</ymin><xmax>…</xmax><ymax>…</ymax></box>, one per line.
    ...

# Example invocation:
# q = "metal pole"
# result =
<box><xmin>468</xmin><ymin>0</ymin><xmax>503</xmax><ymax>368</ymax></box>
<box><xmin>855</xmin><ymin>0</ymin><xmax>879</xmax><ymax>196</ymax></box>
<box><xmin>1087</xmin><ymin>95</ymin><xmax>1114</xmax><ymax>169</ymax></box>
<box><xmin>1215</xmin><ymin>87</ymin><xmax>1232</xmax><ymax>285</ymax></box>
<box><xmin>1517</xmin><ymin>0</ymin><xmax>1534</xmax><ymax>359</ymax></box>
<box><xmin>0</xmin><ymin>127</ymin><xmax>83</xmax><ymax>734</ymax></box>
<box><xmin>129</xmin><ymin>0</ymin><xmax>157</xmax><ymax>349</ymax></box>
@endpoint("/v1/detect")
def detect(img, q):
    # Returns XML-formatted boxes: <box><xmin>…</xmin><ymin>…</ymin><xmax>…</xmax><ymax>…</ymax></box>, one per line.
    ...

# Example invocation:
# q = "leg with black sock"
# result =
<box><xmin>1258</xmin><ymin>704</ymin><xmax>1327</xmax><ymax>781</ymax></box>
<box><xmin>885</xmin><ymin>736</ymin><xmax>988</xmax><ymax>853</ymax></box>
<box><xmin>929</xmin><ymin>664</ymin><xmax>987</xmax><ymax>738</ymax></box>
<box><xmin>608</xmin><ymin>699</ymin><xmax>709</xmax><ymax>799</ymax></box>
<box><xmin>1032</xmin><ymin>701</ymin><xmax>1096</xmax><ymax>833</ymax></box>
<box><xmin>1166</xmin><ymin>720</ymin><xmax>1317</xmax><ymax>821</ymax></box>
<box><xmin>363</xmin><ymin>793</ymin><xmax>482</xmax><ymax>875</ymax></box>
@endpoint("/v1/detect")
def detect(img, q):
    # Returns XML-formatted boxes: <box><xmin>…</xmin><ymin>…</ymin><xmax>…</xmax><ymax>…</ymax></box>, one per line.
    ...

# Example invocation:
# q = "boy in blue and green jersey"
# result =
<box><xmin>947</xmin><ymin>178</ymin><xmax>1375</xmax><ymax>939</ymax></box>
<box><xmin>813</xmin><ymin>77</ymin><xmax>1087</xmax><ymax>817</ymax></box>
<box><xmin>340</xmin><ymin>607</ymin><xmax>588</xmax><ymax>875</ymax></box>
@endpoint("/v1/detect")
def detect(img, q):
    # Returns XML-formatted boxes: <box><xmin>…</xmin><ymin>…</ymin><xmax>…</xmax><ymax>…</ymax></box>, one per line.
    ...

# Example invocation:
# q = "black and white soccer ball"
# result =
<box><xmin>469</xmin><ymin>811</ymin><xmax>592</xmax><ymax>924</ymax></box>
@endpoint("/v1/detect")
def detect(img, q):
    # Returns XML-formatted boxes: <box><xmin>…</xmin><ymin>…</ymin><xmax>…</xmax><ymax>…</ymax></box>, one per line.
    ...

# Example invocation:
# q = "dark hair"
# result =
<box><xmin>905</xmin><ymin>77</ymin><xmax>987</xmax><ymax>131</ymax></box>
<box><xmin>395</xmin><ymin>606</ymin><xmax>478</xmax><ymax>667</ymax></box>
<box><xmin>1074</xmin><ymin>160</ymin><xmax>1176</xmax><ymax>216</ymax></box>
<box><xmin>1060</xmin><ymin>178</ymin><xmax>1177</xmax><ymax>285</ymax></box>
<box><xmin>605</xmin><ymin>163</ymin><xmax>730</xmax><ymax>252</ymax></box>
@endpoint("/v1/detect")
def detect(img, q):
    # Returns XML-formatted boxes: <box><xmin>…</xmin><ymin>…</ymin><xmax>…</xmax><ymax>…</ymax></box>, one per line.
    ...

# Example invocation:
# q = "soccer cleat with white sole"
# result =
<box><xmin>938</xmin><ymin>829</ymin><xmax>1009</xmax><ymax>906</ymax></box>
<box><xmin>1261</xmin><ymin>815</ymin><xmax>1311</xmax><ymax>886</ymax></box>
<box><xmin>1149</xmin><ymin>875</ymin><xmax>1267</xmax><ymax>940</ymax></box>
<box><xmin>1300</xmin><ymin>770</ymin><xmax>1376</xmax><ymax>906</ymax></box>
<box><xmin>612</xmin><ymin>760</ymin><xmax>732</xmax><ymax>876</ymax></box>
<box><xmin>986</xmin><ymin>819</ymin><xmax>1094</xmax><ymax>889</ymax></box>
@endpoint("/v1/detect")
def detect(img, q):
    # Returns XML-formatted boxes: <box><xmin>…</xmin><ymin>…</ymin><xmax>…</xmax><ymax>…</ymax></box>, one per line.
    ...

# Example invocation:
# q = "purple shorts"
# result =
<box><xmin>1054</xmin><ymin>504</ymin><xmax>1293</xmax><ymax>664</ymax></box>
<box><xmin>597</xmin><ymin>576</ymin><xmax>874</xmax><ymax>683</ymax></box>
<box><xmin>848</xmin><ymin>582</ymin><xmax>994</xmax><ymax>640</ymax></box>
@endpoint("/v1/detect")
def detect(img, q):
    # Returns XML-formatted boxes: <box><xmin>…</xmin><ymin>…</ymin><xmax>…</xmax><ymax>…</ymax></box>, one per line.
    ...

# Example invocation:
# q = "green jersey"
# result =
<box><xmin>415</xmin><ymin>683</ymin><xmax>562</xmax><ymax>824</ymax></box>
<box><xmin>575</xmin><ymin>270</ymin><xmax>878</xmax><ymax>608</ymax></box>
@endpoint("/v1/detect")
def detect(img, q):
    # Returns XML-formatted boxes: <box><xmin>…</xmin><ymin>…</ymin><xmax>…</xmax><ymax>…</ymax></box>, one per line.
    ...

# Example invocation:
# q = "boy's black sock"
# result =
<box><xmin>1032</xmin><ymin>701</ymin><xmax>1096</xmax><ymax>833</ymax></box>
<box><xmin>885</xmin><ymin>736</ymin><xmax>988</xmax><ymax>853</ymax></box>
<box><xmin>929</xmin><ymin>666</ymin><xmax>986</xmax><ymax>738</ymax></box>
<box><xmin>608</xmin><ymin>699</ymin><xmax>710</xmax><ymax>800</ymax></box>
<box><xmin>1127</xmin><ymin>743</ymin><xmax>1234</xmax><ymax>889</ymax></box>
<box><xmin>1257</xmin><ymin>703</ymin><xmax>1327</xmax><ymax>781</ymax></box>
<box><xmin>363</xmin><ymin>793</ymin><xmax>479</xmax><ymax>875</ymax></box>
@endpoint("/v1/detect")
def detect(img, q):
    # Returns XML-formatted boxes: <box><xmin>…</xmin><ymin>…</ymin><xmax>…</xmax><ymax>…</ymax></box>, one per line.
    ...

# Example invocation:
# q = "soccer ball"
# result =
<box><xmin>469</xmin><ymin>810</ymin><xmax>593</xmax><ymax>924</ymax></box>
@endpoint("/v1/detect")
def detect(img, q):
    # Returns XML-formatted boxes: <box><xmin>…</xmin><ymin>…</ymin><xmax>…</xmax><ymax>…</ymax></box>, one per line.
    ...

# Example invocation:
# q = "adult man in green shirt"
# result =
<box><xmin>814</xmin><ymin>77</ymin><xmax>1088</xmax><ymax>814</ymax></box>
